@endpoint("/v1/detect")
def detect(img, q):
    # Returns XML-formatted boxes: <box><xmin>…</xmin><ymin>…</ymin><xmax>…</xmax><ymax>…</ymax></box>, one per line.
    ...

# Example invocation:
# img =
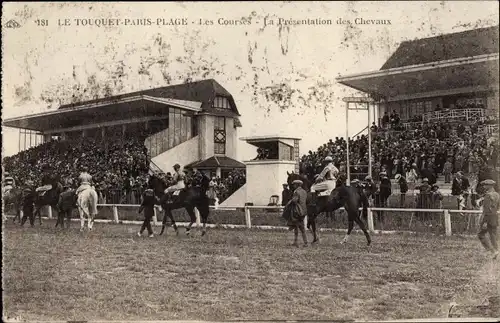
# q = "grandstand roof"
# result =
<box><xmin>381</xmin><ymin>26</ymin><xmax>499</xmax><ymax>70</ymax></box>
<box><xmin>3</xmin><ymin>79</ymin><xmax>240</xmax><ymax>132</ymax></box>
<box><xmin>336</xmin><ymin>26</ymin><xmax>500</xmax><ymax>102</ymax></box>
<box><xmin>185</xmin><ymin>156</ymin><xmax>246</xmax><ymax>170</ymax></box>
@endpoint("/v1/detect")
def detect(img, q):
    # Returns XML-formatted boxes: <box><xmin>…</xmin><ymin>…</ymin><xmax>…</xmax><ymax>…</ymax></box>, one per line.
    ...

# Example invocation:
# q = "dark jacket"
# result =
<box><xmin>398</xmin><ymin>177</ymin><xmax>408</xmax><ymax>194</ymax></box>
<box><xmin>379</xmin><ymin>178</ymin><xmax>392</xmax><ymax>198</ymax></box>
<box><xmin>139</xmin><ymin>190</ymin><xmax>159</xmax><ymax>218</ymax></box>
<box><xmin>451</xmin><ymin>177</ymin><xmax>470</xmax><ymax>196</ymax></box>
<box><xmin>22</xmin><ymin>187</ymin><xmax>36</xmax><ymax>209</ymax></box>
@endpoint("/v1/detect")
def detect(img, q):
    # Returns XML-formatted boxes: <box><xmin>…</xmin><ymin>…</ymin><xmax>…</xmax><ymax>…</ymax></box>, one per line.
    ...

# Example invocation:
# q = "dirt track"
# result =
<box><xmin>2</xmin><ymin>220</ymin><xmax>498</xmax><ymax>321</ymax></box>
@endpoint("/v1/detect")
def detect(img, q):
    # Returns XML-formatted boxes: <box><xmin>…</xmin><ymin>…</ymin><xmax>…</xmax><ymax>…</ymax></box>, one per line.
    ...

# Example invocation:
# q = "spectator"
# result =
<box><xmin>395</xmin><ymin>174</ymin><xmax>408</xmax><ymax>207</ymax></box>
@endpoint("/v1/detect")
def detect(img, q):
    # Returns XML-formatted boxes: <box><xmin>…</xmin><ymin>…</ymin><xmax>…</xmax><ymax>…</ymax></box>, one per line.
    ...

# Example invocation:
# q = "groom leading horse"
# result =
<box><xmin>287</xmin><ymin>161</ymin><xmax>371</xmax><ymax>246</ymax></box>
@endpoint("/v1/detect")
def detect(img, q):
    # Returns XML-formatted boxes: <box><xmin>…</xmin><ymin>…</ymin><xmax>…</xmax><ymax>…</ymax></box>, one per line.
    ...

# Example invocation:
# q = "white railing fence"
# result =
<box><xmin>14</xmin><ymin>204</ymin><xmax>485</xmax><ymax>237</ymax></box>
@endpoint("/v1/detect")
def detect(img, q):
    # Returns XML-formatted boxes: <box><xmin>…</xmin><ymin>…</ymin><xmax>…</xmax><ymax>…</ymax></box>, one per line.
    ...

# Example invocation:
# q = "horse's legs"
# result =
<box><xmin>310</xmin><ymin>216</ymin><xmax>319</xmax><ymax>243</ymax></box>
<box><xmin>79</xmin><ymin>210</ymin><xmax>85</xmax><ymax>231</ymax></box>
<box><xmin>341</xmin><ymin>218</ymin><xmax>355</xmax><ymax>244</ymax></box>
<box><xmin>354</xmin><ymin>216</ymin><xmax>372</xmax><ymax>246</ymax></box>
<box><xmin>88</xmin><ymin>213</ymin><xmax>95</xmax><ymax>231</ymax></box>
<box><xmin>160</xmin><ymin>208</ymin><xmax>178</xmax><ymax>235</ymax></box>
<box><xmin>198</xmin><ymin>203</ymin><xmax>210</xmax><ymax>236</ymax></box>
<box><xmin>185</xmin><ymin>206</ymin><xmax>196</xmax><ymax>236</ymax></box>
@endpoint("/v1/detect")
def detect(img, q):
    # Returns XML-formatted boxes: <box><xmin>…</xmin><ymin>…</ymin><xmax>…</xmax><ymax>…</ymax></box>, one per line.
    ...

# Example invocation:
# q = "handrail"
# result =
<box><xmin>422</xmin><ymin>108</ymin><xmax>485</xmax><ymax>123</ymax></box>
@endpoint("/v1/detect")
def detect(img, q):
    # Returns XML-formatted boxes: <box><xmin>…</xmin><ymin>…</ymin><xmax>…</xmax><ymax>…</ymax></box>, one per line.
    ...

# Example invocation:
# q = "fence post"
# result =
<box><xmin>444</xmin><ymin>209</ymin><xmax>452</xmax><ymax>237</ymax></box>
<box><xmin>195</xmin><ymin>208</ymin><xmax>201</xmax><ymax>226</ymax></box>
<box><xmin>47</xmin><ymin>206</ymin><xmax>53</xmax><ymax>219</ymax></box>
<box><xmin>113</xmin><ymin>205</ymin><xmax>119</xmax><ymax>223</ymax></box>
<box><xmin>153</xmin><ymin>207</ymin><xmax>158</xmax><ymax>226</ymax></box>
<box><xmin>367</xmin><ymin>208</ymin><xmax>375</xmax><ymax>233</ymax></box>
<box><xmin>244</xmin><ymin>206</ymin><xmax>252</xmax><ymax>229</ymax></box>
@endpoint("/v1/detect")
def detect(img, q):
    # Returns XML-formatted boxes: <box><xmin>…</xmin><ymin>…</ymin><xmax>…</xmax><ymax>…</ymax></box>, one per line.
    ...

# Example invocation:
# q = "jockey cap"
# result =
<box><xmin>292</xmin><ymin>179</ymin><xmax>303</xmax><ymax>186</ymax></box>
<box><xmin>324</xmin><ymin>156</ymin><xmax>333</xmax><ymax>162</ymax></box>
<box><xmin>395</xmin><ymin>174</ymin><xmax>401</xmax><ymax>180</ymax></box>
<box><xmin>351</xmin><ymin>179</ymin><xmax>359</xmax><ymax>184</ymax></box>
<box><xmin>364</xmin><ymin>175</ymin><xmax>372</xmax><ymax>181</ymax></box>
<box><xmin>480</xmin><ymin>179</ymin><xmax>496</xmax><ymax>186</ymax></box>
<box><xmin>457</xmin><ymin>171</ymin><xmax>464</xmax><ymax>176</ymax></box>
<box><xmin>422</xmin><ymin>178</ymin><xmax>429</xmax><ymax>182</ymax></box>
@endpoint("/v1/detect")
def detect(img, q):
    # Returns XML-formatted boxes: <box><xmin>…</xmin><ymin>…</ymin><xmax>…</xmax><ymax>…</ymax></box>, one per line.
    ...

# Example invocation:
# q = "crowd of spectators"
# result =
<box><xmin>207</xmin><ymin>170</ymin><xmax>246</xmax><ymax>204</ymax></box>
<box><xmin>3</xmin><ymin>131</ymin><xmax>151</xmax><ymax>204</ymax></box>
<box><xmin>300</xmin><ymin>111</ymin><xmax>499</xmax><ymax>193</ymax></box>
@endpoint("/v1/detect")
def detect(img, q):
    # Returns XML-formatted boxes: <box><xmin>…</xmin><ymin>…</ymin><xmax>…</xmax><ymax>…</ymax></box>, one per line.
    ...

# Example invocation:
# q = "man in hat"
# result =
<box><xmin>430</xmin><ymin>184</ymin><xmax>443</xmax><ymax>210</ymax></box>
<box><xmin>477</xmin><ymin>179</ymin><xmax>499</xmax><ymax>259</ymax></box>
<box><xmin>395</xmin><ymin>174</ymin><xmax>408</xmax><ymax>208</ymax></box>
<box><xmin>283</xmin><ymin>179</ymin><xmax>308</xmax><ymax>247</ymax></box>
<box><xmin>20</xmin><ymin>180</ymin><xmax>36</xmax><ymax>227</ymax></box>
<box><xmin>452</xmin><ymin>171</ymin><xmax>470</xmax><ymax>209</ymax></box>
<box><xmin>379</xmin><ymin>172</ymin><xmax>392</xmax><ymax>209</ymax></box>
<box><xmin>138</xmin><ymin>186</ymin><xmax>160</xmax><ymax>238</ymax></box>
<box><xmin>164</xmin><ymin>164</ymin><xmax>186</xmax><ymax>202</ymax></box>
<box><xmin>363</xmin><ymin>175</ymin><xmax>377</xmax><ymax>204</ymax></box>
<box><xmin>443</xmin><ymin>158</ymin><xmax>453</xmax><ymax>184</ymax></box>
<box><xmin>311</xmin><ymin>156</ymin><xmax>339</xmax><ymax>196</ymax></box>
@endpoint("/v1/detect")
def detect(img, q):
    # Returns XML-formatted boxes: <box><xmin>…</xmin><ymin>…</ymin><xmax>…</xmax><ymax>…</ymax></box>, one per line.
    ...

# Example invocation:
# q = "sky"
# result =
<box><xmin>1</xmin><ymin>1</ymin><xmax>499</xmax><ymax>161</ymax></box>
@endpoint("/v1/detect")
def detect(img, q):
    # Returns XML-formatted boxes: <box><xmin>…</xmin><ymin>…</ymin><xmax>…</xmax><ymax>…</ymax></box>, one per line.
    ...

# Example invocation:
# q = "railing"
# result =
<box><xmin>479</xmin><ymin>123</ymin><xmax>499</xmax><ymax>135</ymax></box>
<box><xmin>12</xmin><ymin>203</ymin><xmax>487</xmax><ymax>237</ymax></box>
<box><xmin>422</xmin><ymin>108</ymin><xmax>485</xmax><ymax>123</ymax></box>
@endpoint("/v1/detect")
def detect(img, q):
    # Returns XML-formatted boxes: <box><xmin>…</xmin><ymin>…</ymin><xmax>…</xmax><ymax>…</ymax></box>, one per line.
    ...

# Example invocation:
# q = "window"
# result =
<box><xmin>416</xmin><ymin>102</ymin><xmax>424</xmax><ymax>115</ymax></box>
<box><xmin>213</xmin><ymin>96</ymin><xmax>230</xmax><ymax>109</ymax></box>
<box><xmin>424</xmin><ymin>101</ymin><xmax>432</xmax><ymax>113</ymax></box>
<box><xmin>214</xmin><ymin>116</ymin><xmax>226</xmax><ymax>155</ymax></box>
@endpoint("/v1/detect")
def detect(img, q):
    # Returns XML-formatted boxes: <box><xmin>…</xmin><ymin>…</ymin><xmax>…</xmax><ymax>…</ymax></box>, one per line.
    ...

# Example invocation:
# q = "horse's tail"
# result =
<box><xmin>361</xmin><ymin>192</ymin><xmax>369</xmax><ymax>220</ymax></box>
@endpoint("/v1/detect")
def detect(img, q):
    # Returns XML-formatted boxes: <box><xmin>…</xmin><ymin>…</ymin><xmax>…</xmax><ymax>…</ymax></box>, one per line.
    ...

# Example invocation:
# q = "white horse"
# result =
<box><xmin>76</xmin><ymin>187</ymin><xmax>98</xmax><ymax>231</ymax></box>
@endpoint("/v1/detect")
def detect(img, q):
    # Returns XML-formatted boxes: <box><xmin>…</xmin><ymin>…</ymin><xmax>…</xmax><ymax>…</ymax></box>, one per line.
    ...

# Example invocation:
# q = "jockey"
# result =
<box><xmin>76</xmin><ymin>168</ymin><xmax>93</xmax><ymax>195</ymax></box>
<box><xmin>3</xmin><ymin>172</ymin><xmax>15</xmax><ymax>194</ymax></box>
<box><xmin>164</xmin><ymin>164</ymin><xmax>186</xmax><ymax>200</ymax></box>
<box><xmin>36</xmin><ymin>168</ymin><xmax>55</xmax><ymax>194</ymax></box>
<box><xmin>310</xmin><ymin>156</ymin><xmax>339</xmax><ymax>196</ymax></box>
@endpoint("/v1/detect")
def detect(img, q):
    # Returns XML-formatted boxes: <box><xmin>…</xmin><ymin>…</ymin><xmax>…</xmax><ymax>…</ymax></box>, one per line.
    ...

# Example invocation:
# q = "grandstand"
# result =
<box><xmin>301</xmin><ymin>26</ymin><xmax>499</xmax><ymax>206</ymax></box>
<box><xmin>2</xmin><ymin>79</ymin><xmax>246</xmax><ymax>203</ymax></box>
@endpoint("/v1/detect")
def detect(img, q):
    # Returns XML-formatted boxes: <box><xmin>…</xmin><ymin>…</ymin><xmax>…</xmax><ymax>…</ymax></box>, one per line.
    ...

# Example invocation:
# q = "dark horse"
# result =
<box><xmin>148</xmin><ymin>173</ymin><xmax>211</xmax><ymax>236</ymax></box>
<box><xmin>34</xmin><ymin>182</ymin><xmax>64</xmax><ymax>225</ymax></box>
<box><xmin>287</xmin><ymin>172</ymin><xmax>371</xmax><ymax>246</ymax></box>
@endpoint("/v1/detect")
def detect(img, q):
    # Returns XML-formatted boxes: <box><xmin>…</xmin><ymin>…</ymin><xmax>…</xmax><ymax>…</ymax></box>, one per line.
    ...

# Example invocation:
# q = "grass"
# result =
<box><xmin>3</xmin><ymin>219</ymin><xmax>499</xmax><ymax>321</ymax></box>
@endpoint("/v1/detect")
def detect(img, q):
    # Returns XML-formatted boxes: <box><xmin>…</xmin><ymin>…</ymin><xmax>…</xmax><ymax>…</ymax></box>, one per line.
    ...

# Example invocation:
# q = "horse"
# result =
<box><xmin>287</xmin><ymin>172</ymin><xmax>371</xmax><ymax>246</ymax></box>
<box><xmin>149</xmin><ymin>173</ymin><xmax>211</xmax><ymax>236</ymax></box>
<box><xmin>3</xmin><ymin>186</ymin><xmax>23</xmax><ymax>223</ymax></box>
<box><xmin>75</xmin><ymin>187</ymin><xmax>98</xmax><ymax>231</ymax></box>
<box><xmin>33</xmin><ymin>182</ymin><xmax>64</xmax><ymax>225</ymax></box>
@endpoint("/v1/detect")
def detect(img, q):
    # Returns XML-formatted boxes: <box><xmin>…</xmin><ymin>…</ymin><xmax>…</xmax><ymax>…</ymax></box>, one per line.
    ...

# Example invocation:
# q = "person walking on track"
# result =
<box><xmin>477</xmin><ymin>179</ymin><xmax>499</xmax><ymax>259</ymax></box>
<box><xmin>137</xmin><ymin>187</ymin><xmax>159</xmax><ymax>238</ymax></box>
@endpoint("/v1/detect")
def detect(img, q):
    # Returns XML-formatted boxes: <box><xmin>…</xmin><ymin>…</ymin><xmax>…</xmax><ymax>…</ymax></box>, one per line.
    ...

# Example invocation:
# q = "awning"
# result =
<box><xmin>2</xmin><ymin>95</ymin><xmax>202</xmax><ymax>132</ymax></box>
<box><xmin>240</xmin><ymin>135</ymin><xmax>301</xmax><ymax>148</ymax></box>
<box><xmin>186</xmin><ymin>156</ymin><xmax>246</xmax><ymax>169</ymax></box>
<box><xmin>336</xmin><ymin>53</ymin><xmax>499</xmax><ymax>101</ymax></box>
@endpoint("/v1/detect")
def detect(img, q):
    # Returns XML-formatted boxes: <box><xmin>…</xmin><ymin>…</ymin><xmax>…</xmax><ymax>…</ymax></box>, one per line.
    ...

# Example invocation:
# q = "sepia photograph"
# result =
<box><xmin>1</xmin><ymin>1</ymin><xmax>499</xmax><ymax>322</ymax></box>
